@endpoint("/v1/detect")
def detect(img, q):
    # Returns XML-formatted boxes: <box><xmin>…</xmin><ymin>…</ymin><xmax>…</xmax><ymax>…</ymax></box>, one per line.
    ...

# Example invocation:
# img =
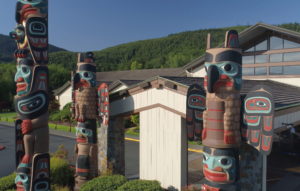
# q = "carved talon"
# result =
<box><xmin>21</xmin><ymin>120</ymin><xmax>32</xmax><ymax>134</ymax></box>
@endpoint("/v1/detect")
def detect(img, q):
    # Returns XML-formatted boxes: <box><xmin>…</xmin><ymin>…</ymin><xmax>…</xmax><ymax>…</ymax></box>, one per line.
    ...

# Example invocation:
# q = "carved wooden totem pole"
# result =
<box><xmin>201</xmin><ymin>30</ymin><xmax>242</xmax><ymax>191</ymax></box>
<box><xmin>188</xmin><ymin>30</ymin><xmax>275</xmax><ymax>191</ymax></box>
<box><xmin>72</xmin><ymin>52</ymin><xmax>99</xmax><ymax>190</ymax></box>
<box><xmin>10</xmin><ymin>0</ymin><xmax>50</xmax><ymax>190</ymax></box>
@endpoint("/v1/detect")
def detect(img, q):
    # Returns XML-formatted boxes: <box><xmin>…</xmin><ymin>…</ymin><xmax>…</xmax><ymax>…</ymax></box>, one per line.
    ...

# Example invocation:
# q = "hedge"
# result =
<box><xmin>117</xmin><ymin>179</ymin><xmax>164</xmax><ymax>191</ymax></box>
<box><xmin>81</xmin><ymin>175</ymin><xmax>127</xmax><ymax>191</ymax></box>
<box><xmin>50</xmin><ymin>157</ymin><xmax>74</xmax><ymax>187</ymax></box>
<box><xmin>0</xmin><ymin>173</ymin><xmax>16</xmax><ymax>191</ymax></box>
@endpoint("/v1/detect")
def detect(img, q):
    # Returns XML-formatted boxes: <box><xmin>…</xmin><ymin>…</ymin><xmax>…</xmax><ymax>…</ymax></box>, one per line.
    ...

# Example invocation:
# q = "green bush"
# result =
<box><xmin>0</xmin><ymin>173</ymin><xmax>16</xmax><ymax>191</ymax></box>
<box><xmin>81</xmin><ymin>175</ymin><xmax>127</xmax><ymax>191</ymax></box>
<box><xmin>49</xmin><ymin>102</ymin><xmax>73</xmax><ymax>123</ymax></box>
<box><xmin>51</xmin><ymin>184</ymin><xmax>70</xmax><ymax>191</ymax></box>
<box><xmin>50</xmin><ymin>157</ymin><xmax>74</xmax><ymax>187</ymax></box>
<box><xmin>117</xmin><ymin>179</ymin><xmax>164</xmax><ymax>191</ymax></box>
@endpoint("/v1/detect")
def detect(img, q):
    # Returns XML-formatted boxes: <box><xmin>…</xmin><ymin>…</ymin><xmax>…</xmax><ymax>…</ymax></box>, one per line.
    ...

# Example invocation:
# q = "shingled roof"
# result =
<box><xmin>96</xmin><ymin>68</ymin><xmax>185</xmax><ymax>82</ymax></box>
<box><xmin>147</xmin><ymin>76</ymin><xmax>300</xmax><ymax>110</ymax></box>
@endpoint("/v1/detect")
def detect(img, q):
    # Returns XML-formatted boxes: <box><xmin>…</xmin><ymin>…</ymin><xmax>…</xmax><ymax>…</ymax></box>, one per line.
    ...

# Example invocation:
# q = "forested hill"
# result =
<box><xmin>0</xmin><ymin>34</ymin><xmax>65</xmax><ymax>62</ymax></box>
<box><xmin>1</xmin><ymin>23</ymin><xmax>300</xmax><ymax>109</ymax></box>
<box><xmin>48</xmin><ymin>23</ymin><xmax>300</xmax><ymax>72</ymax></box>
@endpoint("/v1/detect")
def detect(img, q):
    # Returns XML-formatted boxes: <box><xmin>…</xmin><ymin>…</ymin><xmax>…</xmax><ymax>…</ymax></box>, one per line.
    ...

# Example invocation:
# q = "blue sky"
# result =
<box><xmin>1</xmin><ymin>0</ymin><xmax>300</xmax><ymax>52</ymax></box>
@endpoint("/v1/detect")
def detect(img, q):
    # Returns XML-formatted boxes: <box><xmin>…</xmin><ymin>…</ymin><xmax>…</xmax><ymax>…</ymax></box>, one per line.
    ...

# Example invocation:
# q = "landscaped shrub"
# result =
<box><xmin>81</xmin><ymin>175</ymin><xmax>127</xmax><ymax>191</ymax></box>
<box><xmin>50</xmin><ymin>157</ymin><xmax>74</xmax><ymax>187</ymax></box>
<box><xmin>51</xmin><ymin>184</ymin><xmax>71</xmax><ymax>191</ymax></box>
<box><xmin>0</xmin><ymin>172</ymin><xmax>15</xmax><ymax>191</ymax></box>
<box><xmin>116</xmin><ymin>179</ymin><xmax>164</xmax><ymax>191</ymax></box>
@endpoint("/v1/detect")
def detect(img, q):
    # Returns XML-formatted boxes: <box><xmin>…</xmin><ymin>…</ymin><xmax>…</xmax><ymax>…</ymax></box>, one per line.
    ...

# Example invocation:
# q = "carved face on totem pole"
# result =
<box><xmin>202</xmin><ymin>30</ymin><xmax>242</xmax><ymax>148</ymax></box>
<box><xmin>186</xmin><ymin>84</ymin><xmax>206</xmax><ymax>140</ymax></box>
<box><xmin>204</xmin><ymin>30</ymin><xmax>242</xmax><ymax>94</ymax></box>
<box><xmin>74</xmin><ymin>52</ymin><xmax>96</xmax><ymax>89</ymax></box>
<box><xmin>202</xmin><ymin>146</ymin><xmax>238</xmax><ymax>184</ymax></box>
<box><xmin>243</xmin><ymin>86</ymin><xmax>274</xmax><ymax>155</ymax></box>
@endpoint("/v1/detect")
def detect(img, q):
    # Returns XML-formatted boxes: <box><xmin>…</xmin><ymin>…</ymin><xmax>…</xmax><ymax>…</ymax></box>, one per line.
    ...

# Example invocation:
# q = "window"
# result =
<box><xmin>283</xmin><ymin>65</ymin><xmax>300</xmax><ymax>75</ymax></box>
<box><xmin>244</xmin><ymin>46</ymin><xmax>254</xmax><ymax>52</ymax></box>
<box><xmin>242</xmin><ymin>55</ymin><xmax>254</xmax><ymax>64</ymax></box>
<box><xmin>283</xmin><ymin>52</ymin><xmax>300</xmax><ymax>62</ymax></box>
<box><xmin>255</xmin><ymin>55</ymin><xmax>268</xmax><ymax>63</ymax></box>
<box><xmin>242</xmin><ymin>67</ymin><xmax>254</xmax><ymax>76</ymax></box>
<box><xmin>270</xmin><ymin>36</ymin><xmax>283</xmax><ymax>50</ymax></box>
<box><xmin>269</xmin><ymin>66</ymin><xmax>283</xmax><ymax>75</ymax></box>
<box><xmin>255</xmin><ymin>40</ymin><xmax>268</xmax><ymax>51</ymax></box>
<box><xmin>270</xmin><ymin>53</ymin><xmax>283</xmax><ymax>62</ymax></box>
<box><xmin>284</xmin><ymin>39</ymin><xmax>300</xmax><ymax>49</ymax></box>
<box><xmin>255</xmin><ymin>67</ymin><xmax>267</xmax><ymax>75</ymax></box>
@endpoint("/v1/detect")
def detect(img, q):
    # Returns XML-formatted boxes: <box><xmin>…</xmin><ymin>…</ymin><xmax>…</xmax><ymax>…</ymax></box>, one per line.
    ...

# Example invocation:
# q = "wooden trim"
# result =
<box><xmin>243</xmin><ymin>47</ymin><xmax>300</xmax><ymax>56</ymax></box>
<box><xmin>111</xmin><ymin>103</ymin><xmax>186</xmax><ymax>118</ymax></box>
<box><xmin>243</xmin><ymin>62</ymin><xmax>300</xmax><ymax>67</ymax></box>
<box><xmin>243</xmin><ymin>74</ymin><xmax>300</xmax><ymax>79</ymax></box>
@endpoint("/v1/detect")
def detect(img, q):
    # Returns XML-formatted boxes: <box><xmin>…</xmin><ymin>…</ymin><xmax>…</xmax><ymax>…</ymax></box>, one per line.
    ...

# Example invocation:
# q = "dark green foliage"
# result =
<box><xmin>81</xmin><ymin>175</ymin><xmax>127</xmax><ymax>191</ymax></box>
<box><xmin>116</xmin><ymin>179</ymin><xmax>164</xmax><ymax>191</ymax></box>
<box><xmin>0</xmin><ymin>173</ymin><xmax>16</xmax><ymax>191</ymax></box>
<box><xmin>49</xmin><ymin>102</ymin><xmax>73</xmax><ymax>122</ymax></box>
<box><xmin>130</xmin><ymin>114</ymin><xmax>139</xmax><ymax>128</ymax></box>
<box><xmin>50</xmin><ymin>157</ymin><xmax>74</xmax><ymax>187</ymax></box>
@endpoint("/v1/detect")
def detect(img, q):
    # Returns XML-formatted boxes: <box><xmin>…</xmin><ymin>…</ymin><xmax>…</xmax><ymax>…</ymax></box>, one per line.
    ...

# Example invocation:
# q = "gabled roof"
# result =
<box><xmin>111</xmin><ymin>76</ymin><xmax>300</xmax><ymax>111</ymax></box>
<box><xmin>53</xmin><ymin>81</ymin><xmax>71</xmax><ymax>96</ymax></box>
<box><xmin>96</xmin><ymin>68</ymin><xmax>185</xmax><ymax>82</ymax></box>
<box><xmin>109</xmin><ymin>79</ymin><xmax>142</xmax><ymax>91</ymax></box>
<box><xmin>183</xmin><ymin>22</ymin><xmax>300</xmax><ymax>72</ymax></box>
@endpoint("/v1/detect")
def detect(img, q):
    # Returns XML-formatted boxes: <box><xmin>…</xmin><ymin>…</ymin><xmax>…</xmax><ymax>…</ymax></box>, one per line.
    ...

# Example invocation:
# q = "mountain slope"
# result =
<box><xmin>0</xmin><ymin>34</ymin><xmax>66</xmax><ymax>62</ymax></box>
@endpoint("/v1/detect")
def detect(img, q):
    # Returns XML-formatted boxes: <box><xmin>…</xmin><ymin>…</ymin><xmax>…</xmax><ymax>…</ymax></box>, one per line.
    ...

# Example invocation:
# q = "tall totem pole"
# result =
<box><xmin>186</xmin><ymin>30</ymin><xmax>275</xmax><ymax>191</ymax></box>
<box><xmin>72</xmin><ymin>52</ymin><xmax>99</xmax><ymax>190</ymax></box>
<box><xmin>201</xmin><ymin>30</ymin><xmax>242</xmax><ymax>191</ymax></box>
<box><xmin>10</xmin><ymin>0</ymin><xmax>50</xmax><ymax>191</ymax></box>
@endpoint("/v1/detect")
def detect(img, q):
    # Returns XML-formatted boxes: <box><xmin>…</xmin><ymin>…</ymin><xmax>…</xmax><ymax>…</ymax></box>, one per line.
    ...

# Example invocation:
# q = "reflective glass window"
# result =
<box><xmin>242</xmin><ymin>55</ymin><xmax>254</xmax><ymax>64</ymax></box>
<box><xmin>269</xmin><ymin>66</ymin><xmax>283</xmax><ymax>75</ymax></box>
<box><xmin>242</xmin><ymin>67</ymin><xmax>254</xmax><ymax>76</ymax></box>
<box><xmin>244</xmin><ymin>46</ymin><xmax>254</xmax><ymax>52</ymax></box>
<box><xmin>283</xmin><ymin>65</ymin><xmax>300</xmax><ymax>75</ymax></box>
<box><xmin>270</xmin><ymin>36</ymin><xmax>283</xmax><ymax>50</ymax></box>
<box><xmin>270</xmin><ymin>53</ymin><xmax>283</xmax><ymax>62</ymax></box>
<box><xmin>284</xmin><ymin>39</ymin><xmax>300</xmax><ymax>49</ymax></box>
<box><xmin>255</xmin><ymin>55</ymin><xmax>268</xmax><ymax>63</ymax></box>
<box><xmin>255</xmin><ymin>67</ymin><xmax>267</xmax><ymax>75</ymax></box>
<box><xmin>283</xmin><ymin>52</ymin><xmax>300</xmax><ymax>62</ymax></box>
<box><xmin>255</xmin><ymin>40</ymin><xmax>268</xmax><ymax>51</ymax></box>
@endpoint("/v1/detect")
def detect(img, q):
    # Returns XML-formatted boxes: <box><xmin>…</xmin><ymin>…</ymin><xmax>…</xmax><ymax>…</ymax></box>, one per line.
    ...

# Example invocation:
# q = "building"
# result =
<box><xmin>53</xmin><ymin>22</ymin><xmax>300</xmax><ymax>190</ymax></box>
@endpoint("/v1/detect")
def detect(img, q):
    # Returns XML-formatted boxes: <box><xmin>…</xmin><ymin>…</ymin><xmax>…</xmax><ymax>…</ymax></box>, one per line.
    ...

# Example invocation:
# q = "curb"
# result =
<box><xmin>0</xmin><ymin>122</ymin><xmax>203</xmax><ymax>153</ymax></box>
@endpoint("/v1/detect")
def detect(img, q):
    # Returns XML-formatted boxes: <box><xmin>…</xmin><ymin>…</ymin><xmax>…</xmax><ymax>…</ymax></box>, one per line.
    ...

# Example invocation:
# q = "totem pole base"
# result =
<box><xmin>98</xmin><ymin>117</ymin><xmax>125</xmax><ymax>175</ymax></box>
<box><xmin>239</xmin><ymin>143</ymin><xmax>263</xmax><ymax>191</ymax></box>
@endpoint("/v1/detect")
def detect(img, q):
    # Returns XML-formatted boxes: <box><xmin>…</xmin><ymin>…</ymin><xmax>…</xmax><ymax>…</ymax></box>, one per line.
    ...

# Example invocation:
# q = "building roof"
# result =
<box><xmin>112</xmin><ymin>76</ymin><xmax>300</xmax><ymax>111</ymax></box>
<box><xmin>183</xmin><ymin>22</ymin><xmax>300</xmax><ymax>72</ymax></box>
<box><xmin>96</xmin><ymin>68</ymin><xmax>185</xmax><ymax>82</ymax></box>
<box><xmin>53</xmin><ymin>81</ymin><xmax>71</xmax><ymax>96</ymax></box>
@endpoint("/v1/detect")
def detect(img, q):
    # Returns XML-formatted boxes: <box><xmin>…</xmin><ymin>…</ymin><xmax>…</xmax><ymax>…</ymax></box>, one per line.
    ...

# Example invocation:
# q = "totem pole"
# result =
<box><xmin>72</xmin><ymin>52</ymin><xmax>98</xmax><ymax>190</ymax></box>
<box><xmin>186</xmin><ymin>30</ymin><xmax>275</xmax><ymax>191</ymax></box>
<box><xmin>201</xmin><ymin>30</ymin><xmax>242</xmax><ymax>191</ymax></box>
<box><xmin>186</xmin><ymin>84</ymin><xmax>206</xmax><ymax>141</ymax></box>
<box><xmin>10</xmin><ymin>0</ymin><xmax>50</xmax><ymax>191</ymax></box>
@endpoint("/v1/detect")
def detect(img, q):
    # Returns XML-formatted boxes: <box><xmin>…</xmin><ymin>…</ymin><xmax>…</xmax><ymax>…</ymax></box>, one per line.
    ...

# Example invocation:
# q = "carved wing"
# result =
<box><xmin>30</xmin><ymin>153</ymin><xmax>50</xmax><ymax>191</ymax></box>
<box><xmin>242</xmin><ymin>85</ymin><xmax>274</xmax><ymax>155</ymax></box>
<box><xmin>97</xmin><ymin>83</ymin><xmax>109</xmax><ymax>126</ymax></box>
<box><xmin>186</xmin><ymin>84</ymin><xmax>206</xmax><ymax>141</ymax></box>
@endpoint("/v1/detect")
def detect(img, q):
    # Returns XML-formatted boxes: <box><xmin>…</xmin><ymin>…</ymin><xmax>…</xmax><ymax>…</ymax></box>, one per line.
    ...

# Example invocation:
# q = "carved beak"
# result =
<box><xmin>207</xmin><ymin>65</ymin><xmax>219</xmax><ymax>93</ymax></box>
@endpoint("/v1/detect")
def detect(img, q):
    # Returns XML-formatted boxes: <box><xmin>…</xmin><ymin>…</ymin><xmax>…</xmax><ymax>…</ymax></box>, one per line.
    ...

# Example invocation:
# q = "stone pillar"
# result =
<box><xmin>98</xmin><ymin>116</ymin><xmax>125</xmax><ymax>175</ymax></box>
<box><xmin>239</xmin><ymin>143</ymin><xmax>263</xmax><ymax>191</ymax></box>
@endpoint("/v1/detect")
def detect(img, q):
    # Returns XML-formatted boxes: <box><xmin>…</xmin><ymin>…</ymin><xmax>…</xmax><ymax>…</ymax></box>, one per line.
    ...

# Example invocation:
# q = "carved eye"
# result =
<box><xmin>220</xmin><ymin>158</ymin><xmax>228</xmax><ymax>165</ymax></box>
<box><xmin>83</xmin><ymin>72</ymin><xmax>89</xmax><ymax>78</ymax></box>
<box><xmin>224</xmin><ymin>64</ymin><xmax>232</xmax><ymax>72</ymax></box>
<box><xmin>22</xmin><ymin>66</ymin><xmax>30</xmax><ymax>74</ymax></box>
<box><xmin>257</xmin><ymin>101</ymin><xmax>266</xmax><ymax>107</ymax></box>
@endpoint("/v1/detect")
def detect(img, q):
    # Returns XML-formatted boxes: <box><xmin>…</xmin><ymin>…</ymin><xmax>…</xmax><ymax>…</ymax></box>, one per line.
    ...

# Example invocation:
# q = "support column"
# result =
<box><xmin>98</xmin><ymin>116</ymin><xmax>125</xmax><ymax>175</ymax></box>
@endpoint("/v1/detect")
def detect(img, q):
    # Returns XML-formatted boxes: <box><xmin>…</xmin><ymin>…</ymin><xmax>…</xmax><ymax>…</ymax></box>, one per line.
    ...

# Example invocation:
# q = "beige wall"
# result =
<box><xmin>140</xmin><ymin>108</ymin><xmax>187</xmax><ymax>190</ymax></box>
<box><xmin>57</xmin><ymin>86</ymin><xmax>72</xmax><ymax>110</ymax></box>
<box><xmin>275</xmin><ymin>110</ymin><xmax>300</xmax><ymax>128</ymax></box>
<box><xmin>269</xmin><ymin>78</ymin><xmax>300</xmax><ymax>87</ymax></box>
<box><xmin>111</xmin><ymin>84</ymin><xmax>128</xmax><ymax>93</ymax></box>
<box><xmin>186</xmin><ymin>67</ymin><xmax>206</xmax><ymax>77</ymax></box>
